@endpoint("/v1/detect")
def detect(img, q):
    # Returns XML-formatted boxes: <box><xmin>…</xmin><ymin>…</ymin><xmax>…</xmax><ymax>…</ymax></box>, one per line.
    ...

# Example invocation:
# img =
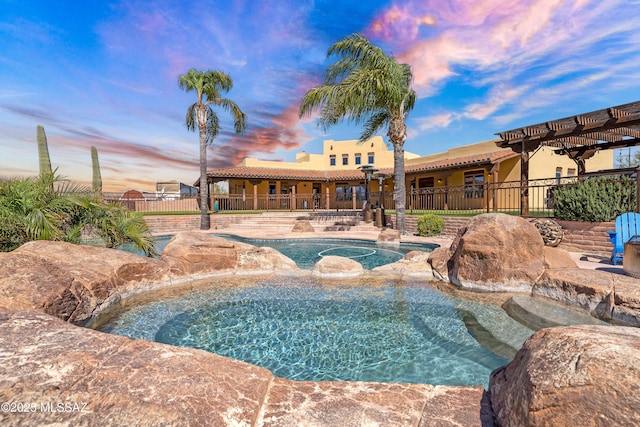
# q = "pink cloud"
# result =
<box><xmin>415</xmin><ymin>83</ymin><xmax>527</xmax><ymax>132</ymax></box>
<box><xmin>399</xmin><ymin>35</ymin><xmax>477</xmax><ymax>93</ymax></box>
<box><xmin>212</xmin><ymin>104</ymin><xmax>313</xmax><ymax>167</ymax></box>
<box><xmin>367</xmin><ymin>4</ymin><xmax>436</xmax><ymax>44</ymax></box>
<box><xmin>490</xmin><ymin>0</ymin><xmax>564</xmax><ymax>49</ymax></box>
<box><xmin>382</xmin><ymin>0</ymin><xmax>590</xmax><ymax>97</ymax></box>
<box><xmin>416</xmin><ymin>112</ymin><xmax>455</xmax><ymax>131</ymax></box>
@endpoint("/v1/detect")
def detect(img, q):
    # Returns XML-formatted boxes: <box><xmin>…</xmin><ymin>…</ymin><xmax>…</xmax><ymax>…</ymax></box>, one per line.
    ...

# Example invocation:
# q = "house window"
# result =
<box><xmin>355</xmin><ymin>153</ymin><xmax>361</xmax><ymax>165</ymax></box>
<box><xmin>342</xmin><ymin>154</ymin><xmax>349</xmax><ymax>165</ymax></box>
<box><xmin>555</xmin><ymin>167</ymin><xmax>562</xmax><ymax>184</ymax></box>
<box><xmin>368</xmin><ymin>152</ymin><xmax>374</xmax><ymax>164</ymax></box>
<box><xmin>464</xmin><ymin>171</ymin><xmax>484</xmax><ymax>199</ymax></box>
<box><xmin>567</xmin><ymin>168</ymin><xmax>576</xmax><ymax>177</ymax></box>
<box><xmin>330</xmin><ymin>155</ymin><xmax>336</xmax><ymax>166</ymax></box>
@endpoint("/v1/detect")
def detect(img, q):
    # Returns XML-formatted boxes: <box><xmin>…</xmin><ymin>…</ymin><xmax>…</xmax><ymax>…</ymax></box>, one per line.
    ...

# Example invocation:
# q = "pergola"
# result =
<box><xmin>495</xmin><ymin>100</ymin><xmax>640</xmax><ymax>215</ymax></box>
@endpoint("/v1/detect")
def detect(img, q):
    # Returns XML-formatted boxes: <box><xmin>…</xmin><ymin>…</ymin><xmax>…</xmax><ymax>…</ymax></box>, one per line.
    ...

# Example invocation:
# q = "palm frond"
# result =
<box><xmin>362</xmin><ymin>112</ymin><xmax>390</xmax><ymax>141</ymax></box>
<box><xmin>300</xmin><ymin>33</ymin><xmax>415</xmax><ymax>143</ymax></box>
<box><xmin>214</xmin><ymin>98</ymin><xmax>247</xmax><ymax>134</ymax></box>
<box><xmin>185</xmin><ymin>103</ymin><xmax>197</xmax><ymax>132</ymax></box>
<box><xmin>205</xmin><ymin>107</ymin><xmax>220</xmax><ymax>144</ymax></box>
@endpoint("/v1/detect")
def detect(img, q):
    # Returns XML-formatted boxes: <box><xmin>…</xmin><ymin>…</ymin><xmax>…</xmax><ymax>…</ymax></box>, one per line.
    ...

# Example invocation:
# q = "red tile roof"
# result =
<box><xmin>205</xmin><ymin>149</ymin><xmax>517</xmax><ymax>182</ymax></box>
<box><xmin>406</xmin><ymin>149</ymin><xmax>518</xmax><ymax>173</ymax></box>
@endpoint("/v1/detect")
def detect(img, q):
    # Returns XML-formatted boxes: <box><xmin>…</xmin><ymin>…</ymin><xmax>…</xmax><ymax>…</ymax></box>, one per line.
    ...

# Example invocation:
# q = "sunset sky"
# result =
<box><xmin>1</xmin><ymin>0</ymin><xmax>639</xmax><ymax>191</ymax></box>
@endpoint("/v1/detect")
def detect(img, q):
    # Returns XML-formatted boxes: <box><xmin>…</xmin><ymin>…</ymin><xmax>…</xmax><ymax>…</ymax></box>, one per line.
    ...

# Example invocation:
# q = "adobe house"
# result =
<box><xmin>203</xmin><ymin>135</ymin><xmax>613</xmax><ymax>212</ymax></box>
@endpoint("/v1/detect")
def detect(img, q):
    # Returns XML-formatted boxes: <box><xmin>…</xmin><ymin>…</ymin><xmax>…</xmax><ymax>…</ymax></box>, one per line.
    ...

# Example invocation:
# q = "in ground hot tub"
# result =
<box><xmin>623</xmin><ymin>235</ymin><xmax>640</xmax><ymax>279</ymax></box>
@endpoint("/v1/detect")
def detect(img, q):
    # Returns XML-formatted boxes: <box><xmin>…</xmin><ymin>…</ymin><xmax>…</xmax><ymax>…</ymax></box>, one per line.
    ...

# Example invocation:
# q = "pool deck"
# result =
<box><xmin>212</xmin><ymin>227</ymin><xmax>627</xmax><ymax>275</ymax></box>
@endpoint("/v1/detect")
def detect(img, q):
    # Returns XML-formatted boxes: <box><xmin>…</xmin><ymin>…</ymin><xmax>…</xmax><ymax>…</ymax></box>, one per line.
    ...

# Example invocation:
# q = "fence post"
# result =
<box><xmin>636</xmin><ymin>166</ymin><xmax>640</xmax><ymax>213</ymax></box>
<box><xmin>520</xmin><ymin>149</ymin><xmax>530</xmax><ymax>216</ymax></box>
<box><xmin>484</xmin><ymin>181</ymin><xmax>489</xmax><ymax>213</ymax></box>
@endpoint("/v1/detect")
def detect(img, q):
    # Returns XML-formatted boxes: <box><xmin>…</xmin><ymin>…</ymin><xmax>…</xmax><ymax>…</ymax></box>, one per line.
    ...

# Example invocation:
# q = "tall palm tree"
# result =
<box><xmin>179</xmin><ymin>69</ymin><xmax>247</xmax><ymax>230</ymax></box>
<box><xmin>299</xmin><ymin>34</ymin><xmax>416</xmax><ymax>234</ymax></box>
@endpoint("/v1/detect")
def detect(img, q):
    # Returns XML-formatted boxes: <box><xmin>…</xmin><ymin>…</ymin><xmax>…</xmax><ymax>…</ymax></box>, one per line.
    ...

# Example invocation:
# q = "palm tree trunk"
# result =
<box><xmin>390</xmin><ymin>117</ymin><xmax>407</xmax><ymax>234</ymax></box>
<box><xmin>198</xmin><ymin>108</ymin><xmax>211</xmax><ymax>230</ymax></box>
<box><xmin>393</xmin><ymin>142</ymin><xmax>406</xmax><ymax>234</ymax></box>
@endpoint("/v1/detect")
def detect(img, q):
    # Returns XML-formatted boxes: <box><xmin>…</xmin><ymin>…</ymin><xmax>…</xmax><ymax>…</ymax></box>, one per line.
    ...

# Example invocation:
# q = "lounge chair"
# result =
<box><xmin>607</xmin><ymin>212</ymin><xmax>640</xmax><ymax>265</ymax></box>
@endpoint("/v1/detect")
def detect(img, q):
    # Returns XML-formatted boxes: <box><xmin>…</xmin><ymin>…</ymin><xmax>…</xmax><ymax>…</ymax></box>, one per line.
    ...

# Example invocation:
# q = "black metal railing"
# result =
<box><xmin>104</xmin><ymin>171</ymin><xmax>639</xmax><ymax>217</ymax></box>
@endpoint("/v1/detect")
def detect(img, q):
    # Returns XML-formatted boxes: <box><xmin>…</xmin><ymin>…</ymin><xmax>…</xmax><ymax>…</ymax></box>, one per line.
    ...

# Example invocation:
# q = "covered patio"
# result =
<box><xmin>495</xmin><ymin>100</ymin><xmax>640</xmax><ymax>215</ymax></box>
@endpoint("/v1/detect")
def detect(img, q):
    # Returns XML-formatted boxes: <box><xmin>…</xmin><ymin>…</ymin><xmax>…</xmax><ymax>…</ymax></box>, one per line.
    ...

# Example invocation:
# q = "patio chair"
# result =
<box><xmin>607</xmin><ymin>212</ymin><xmax>640</xmax><ymax>265</ymax></box>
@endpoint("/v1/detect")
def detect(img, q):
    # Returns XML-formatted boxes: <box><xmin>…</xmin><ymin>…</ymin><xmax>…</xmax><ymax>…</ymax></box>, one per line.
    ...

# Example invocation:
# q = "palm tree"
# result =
<box><xmin>178</xmin><ymin>69</ymin><xmax>247</xmax><ymax>230</ymax></box>
<box><xmin>299</xmin><ymin>34</ymin><xmax>416</xmax><ymax>234</ymax></box>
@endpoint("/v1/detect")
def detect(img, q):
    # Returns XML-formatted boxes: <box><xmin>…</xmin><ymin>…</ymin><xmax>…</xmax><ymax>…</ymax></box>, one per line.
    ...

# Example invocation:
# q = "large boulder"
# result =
<box><xmin>489</xmin><ymin>325</ymin><xmax>640</xmax><ymax>427</ymax></box>
<box><xmin>427</xmin><ymin>247</ymin><xmax>451</xmax><ymax>281</ymax></box>
<box><xmin>444</xmin><ymin>213</ymin><xmax>545</xmax><ymax>292</ymax></box>
<box><xmin>161</xmin><ymin>232</ymin><xmax>298</xmax><ymax>276</ymax></box>
<box><xmin>372</xmin><ymin>250</ymin><xmax>433</xmax><ymax>279</ymax></box>
<box><xmin>0</xmin><ymin>241</ymin><xmax>169</xmax><ymax>324</ymax></box>
<box><xmin>292</xmin><ymin>220</ymin><xmax>315</xmax><ymax>233</ymax></box>
<box><xmin>377</xmin><ymin>228</ymin><xmax>401</xmax><ymax>244</ymax></box>
<box><xmin>534</xmin><ymin>268</ymin><xmax>640</xmax><ymax>326</ymax></box>
<box><xmin>542</xmin><ymin>246</ymin><xmax>577</xmax><ymax>269</ymax></box>
<box><xmin>312</xmin><ymin>255</ymin><xmax>364</xmax><ymax>278</ymax></box>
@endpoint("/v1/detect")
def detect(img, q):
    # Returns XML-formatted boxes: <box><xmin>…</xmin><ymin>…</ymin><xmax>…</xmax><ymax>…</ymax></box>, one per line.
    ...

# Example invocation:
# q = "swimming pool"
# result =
<box><xmin>128</xmin><ymin>234</ymin><xmax>438</xmax><ymax>270</ymax></box>
<box><xmin>102</xmin><ymin>277</ymin><xmax>534</xmax><ymax>387</ymax></box>
<box><xmin>214</xmin><ymin>234</ymin><xmax>438</xmax><ymax>270</ymax></box>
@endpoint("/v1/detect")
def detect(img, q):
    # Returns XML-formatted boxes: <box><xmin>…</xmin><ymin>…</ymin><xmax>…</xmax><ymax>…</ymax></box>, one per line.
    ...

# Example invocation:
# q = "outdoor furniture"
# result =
<box><xmin>607</xmin><ymin>212</ymin><xmax>640</xmax><ymax>265</ymax></box>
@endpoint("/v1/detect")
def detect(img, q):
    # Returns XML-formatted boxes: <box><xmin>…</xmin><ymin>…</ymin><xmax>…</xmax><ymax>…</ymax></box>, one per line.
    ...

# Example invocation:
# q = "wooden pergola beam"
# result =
<box><xmin>496</xmin><ymin>101</ymin><xmax>640</xmax><ymax>148</ymax></box>
<box><xmin>495</xmin><ymin>100</ymin><xmax>640</xmax><ymax>217</ymax></box>
<box><xmin>553</xmin><ymin>137</ymin><xmax>640</xmax><ymax>156</ymax></box>
<box><xmin>497</xmin><ymin>113</ymin><xmax>640</xmax><ymax>147</ymax></box>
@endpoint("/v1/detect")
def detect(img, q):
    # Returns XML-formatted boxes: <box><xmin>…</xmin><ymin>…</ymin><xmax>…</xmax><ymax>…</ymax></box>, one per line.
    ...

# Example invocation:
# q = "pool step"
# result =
<box><xmin>219</xmin><ymin>213</ymin><xmax>380</xmax><ymax>234</ymax></box>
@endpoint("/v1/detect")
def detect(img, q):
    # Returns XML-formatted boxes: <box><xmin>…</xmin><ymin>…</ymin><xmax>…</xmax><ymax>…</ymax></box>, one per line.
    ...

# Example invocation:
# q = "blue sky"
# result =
<box><xmin>1</xmin><ymin>0</ymin><xmax>639</xmax><ymax>191</ymax></box>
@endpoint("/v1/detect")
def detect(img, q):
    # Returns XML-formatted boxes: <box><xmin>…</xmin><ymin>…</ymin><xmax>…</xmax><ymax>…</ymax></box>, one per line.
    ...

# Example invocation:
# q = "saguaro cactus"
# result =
<box><xmin>91</xmin><ymin>146</ymin><xmax>102</xmax><ymax>193</ymax></box>
<box><xmin>36</xmin><ymin>125</ymin><xmax>52</xmax><ymax>177</ymax></box>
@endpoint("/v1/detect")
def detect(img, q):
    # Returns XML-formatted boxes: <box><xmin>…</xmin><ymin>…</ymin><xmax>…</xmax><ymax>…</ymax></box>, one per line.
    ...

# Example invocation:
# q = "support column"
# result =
<box><xmin>488</xmin><ymin>164</ymin><xmax>500</xmax><ymax>212</ymax></box>
<box><xmin>352</xmin><ymin>185</ymin><xmax>357</xmax><ymax>210</ymax></box>
<box><xmin>253</xmin><ymin>184</ymin><xmax>258</xmax><ymax>210</ymax></box>
<box><xmin>444</xmin><ymin>177</ymin><xmax>449</xmax><ymax>211</ymax></box>
<box><xmin>325</xmin><ymin>186</ymin><xmax>330</xmax><ymax>210</ymax></box>
<box><xmin>577</xmin><ymin>158</ymin><xmax>586</xmax><ymax>176</ymax></box>
<box><xmin>492</xmin><ymin>169</ymin><xmax>499</xmax><ymax>212</ymax></box>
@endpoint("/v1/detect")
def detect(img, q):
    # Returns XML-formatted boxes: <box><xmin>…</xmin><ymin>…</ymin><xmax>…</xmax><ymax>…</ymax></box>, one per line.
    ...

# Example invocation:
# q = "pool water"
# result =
<box><xmin>216</xmin><ymin>235</ymin><xmax>437</xmax><ymax>270</ymax></box>
<box><xmin>124</xmin><ymin>235</ymin><xmax>437</xmax><ymax>270</ymax></box>
<box><xmin>102</xmin><ymin>278</ymin><xmax>534</xmax><ymax>387</ymax></box>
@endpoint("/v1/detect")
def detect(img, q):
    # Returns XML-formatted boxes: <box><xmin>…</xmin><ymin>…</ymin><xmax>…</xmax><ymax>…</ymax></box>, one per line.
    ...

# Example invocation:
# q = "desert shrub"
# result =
<box><xmin>553</xmin><ymin>176</ymin><xmax>636</xmax><ymax>222</ymax></box>
<box><xmin>416</xmin><ymin>214</ymin><xmax>445</xmax><ymax>236</ymax></box>
<box><xmin>0</xmin><ymin>174</ymin><xmax>157</xmax><ymax>256</ymax></box>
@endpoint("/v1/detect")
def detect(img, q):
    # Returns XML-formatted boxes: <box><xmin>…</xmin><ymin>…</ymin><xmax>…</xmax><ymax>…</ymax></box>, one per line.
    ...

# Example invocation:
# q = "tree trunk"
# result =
<box><xmin>393</xmin><ymin>143</ymin><xmax>406</xmax><ymax>234</ymax></box>
<box><xmin>198</xmin><ymin>107</ymin><xmax>210</xmax><ymax>230</ymax></box>
<box><xmin>389</xmin><ymin>117</ymin><xmax>407</xmax><ymax>234</ymax></box>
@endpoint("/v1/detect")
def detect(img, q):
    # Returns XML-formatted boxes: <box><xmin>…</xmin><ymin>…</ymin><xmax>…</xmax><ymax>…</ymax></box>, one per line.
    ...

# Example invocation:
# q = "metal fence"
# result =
<box><xmin>104</xmin><ymin>172</ymin><xmax>638</xmax><ymax>217</ymax></box>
